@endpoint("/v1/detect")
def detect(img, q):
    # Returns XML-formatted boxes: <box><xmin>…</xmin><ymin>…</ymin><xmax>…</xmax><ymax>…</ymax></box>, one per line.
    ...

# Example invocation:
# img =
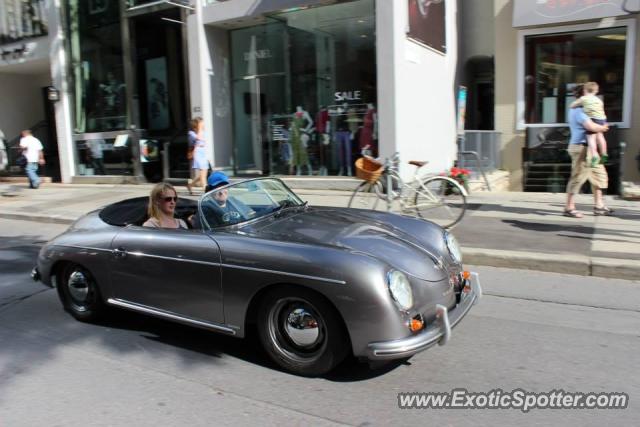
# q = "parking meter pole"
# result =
<box><xmin>618</xmin><ymin>141</ymin><xmax>626</xmax><ymax>196</ymax></box>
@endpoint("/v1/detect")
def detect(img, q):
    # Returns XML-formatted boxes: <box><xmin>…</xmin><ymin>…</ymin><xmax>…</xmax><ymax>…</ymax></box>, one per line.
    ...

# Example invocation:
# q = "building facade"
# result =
<box><xmin>190</xmin><ymin>0</ymin><xmax>459</xmax><ymax>181</ymax></box>
<box><xmin>459</xmin><ymin>0</ymin><xmax>640</xmax><ymax>190</ymax></box>
<box><xmin>5</xmin><ymin>1</ymin><xmax>638</xmax><ymax>189</ymax></box>
<box><xmin>62</xmin><ymin>0</ymin><xmax>193</xmax><ymax>183</ymax></box>
<box><xmin>2</xmin><ymin>0</ymin><xmax>461</xmax><ymax>184</ymax></box>
<box><xmin>0</xmin><ymin>0</ymin><xmax>61</xmax><ymax>180</ymax></box>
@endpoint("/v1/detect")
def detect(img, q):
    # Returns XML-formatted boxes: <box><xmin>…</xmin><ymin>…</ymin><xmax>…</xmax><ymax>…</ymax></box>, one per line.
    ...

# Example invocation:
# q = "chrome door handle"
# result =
<box><xmin>113</xmin><ymin>247</ymin><xmax>127</xmax><ymax>259</ymax></box>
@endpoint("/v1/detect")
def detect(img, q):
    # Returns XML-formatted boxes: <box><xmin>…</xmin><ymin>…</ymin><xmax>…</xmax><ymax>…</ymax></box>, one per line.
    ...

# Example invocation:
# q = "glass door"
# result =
<box><xmin>232</xmin><ymin>74</ymin><xmax>288</xmax><ymax>174</ymax></box>
<box><xmin>230</xmin><ymin>22</ymin><xmax>288</xmax><ymax>174</ymax></box>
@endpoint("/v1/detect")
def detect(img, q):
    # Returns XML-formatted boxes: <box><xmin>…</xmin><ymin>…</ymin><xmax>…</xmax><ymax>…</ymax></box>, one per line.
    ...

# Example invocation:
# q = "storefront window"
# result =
<box><xmin>229</xmin><ymin>0</ymin><xmax>377</xmax><ymax>176</ymax></box>
<box><xmin>74</xmin><ymin>133</ymin><xmax>134</xmax><ymax>176</ymax></box>
<box><xmin>524</xmin><ymin>26</ymin><xmax>627</xmax><ymax>124</ymax></box>
<box><xmin>67</xmin><ymin>1</ymin><xmax>127</xmax><ymax>133</ymax></box>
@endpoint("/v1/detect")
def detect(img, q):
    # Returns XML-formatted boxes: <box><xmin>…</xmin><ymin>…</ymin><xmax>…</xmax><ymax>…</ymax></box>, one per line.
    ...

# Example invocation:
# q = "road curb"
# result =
<box><xmin>463</xmin><ymin>247</ymin><xmax>640</xmax><ymax>280</ymax></box>
<box><xmin>591</xmin><ymin>257</ymin><xmax>640</xmax><ymax>281</ymax></box>
<box><xmin>0</xmin><ymin>212</ymin><xmax>75</xmax><ymax>225</ymax></box>
<box><xmin>462</xmin><ymin>247</ymin><xmax>591</xmax><ymax>276</ymax></box>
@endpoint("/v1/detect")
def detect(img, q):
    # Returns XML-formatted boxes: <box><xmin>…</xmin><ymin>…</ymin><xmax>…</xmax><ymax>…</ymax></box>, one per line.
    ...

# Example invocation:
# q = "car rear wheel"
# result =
<box><xmin>257</xmin><ymin>287</ymin><xmax>349</xmax><ymax>376</ymax></box>
<box><xmin>57</xmin><ymin>263</ymin><xmax>105</xmax><ymax>322</ymax></box>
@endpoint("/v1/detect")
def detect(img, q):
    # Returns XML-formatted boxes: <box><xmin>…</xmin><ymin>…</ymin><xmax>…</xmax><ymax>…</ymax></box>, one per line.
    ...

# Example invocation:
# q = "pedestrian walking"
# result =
<box><xmin>87</xmin><ymin>138</ymin><xmax>106</xmax><ymax>175</ymax></box>
<box><xmin>564</xmin><ymin>84</ymin><xmax>613</xmax><ymax>218</ymax></box>
<box><xmin>187</xmin><ymin>117</ymin><xmax>209</xmax><ymax>194</ymax></box>
<box><xmin>570</xmin><ymin>82</ymin><xmax>609</xmax><ymax>167</ymax></box>
<box><xmin>19</xmin><ymin>130</ymin><xmax>45</xmax><ymax>189</ymax></box>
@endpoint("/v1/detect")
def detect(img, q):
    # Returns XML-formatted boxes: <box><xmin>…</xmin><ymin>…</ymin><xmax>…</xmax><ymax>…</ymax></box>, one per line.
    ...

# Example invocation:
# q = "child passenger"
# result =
<box><xmin>571</xmin><ymin>82</ymin><xmax>608</xmax><ymax>167</ymax></box>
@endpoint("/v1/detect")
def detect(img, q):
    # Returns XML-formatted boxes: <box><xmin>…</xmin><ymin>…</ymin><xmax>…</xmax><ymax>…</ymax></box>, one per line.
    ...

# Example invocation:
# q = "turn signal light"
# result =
<box><xmin>462</xmin><ymin>271</ymin><xmax>471</xmax><ymax>280</ymax></box>
<box><xmin>410</xmin><ymin>318</ymin><xmax>424</xmax><ymax>332</ymax></box>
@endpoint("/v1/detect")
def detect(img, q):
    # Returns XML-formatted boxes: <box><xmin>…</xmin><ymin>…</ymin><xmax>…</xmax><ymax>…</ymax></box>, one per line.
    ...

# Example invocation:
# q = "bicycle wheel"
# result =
<box><xmin>413</xmin><ymin>176</ymin><xmax>467</xmax><ymax>228</ymax></box>
<box><xmin>348</xmin><ymin>180</ymin><xmax>384</xmax><ymax>210</ymax></box>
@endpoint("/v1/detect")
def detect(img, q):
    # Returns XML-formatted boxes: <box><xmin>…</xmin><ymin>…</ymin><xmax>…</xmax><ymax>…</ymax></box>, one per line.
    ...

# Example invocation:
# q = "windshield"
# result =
<box><xmin>198</xmin><ymin>178</ymin><xmax>304</xmax><ymax>230</ymax></box>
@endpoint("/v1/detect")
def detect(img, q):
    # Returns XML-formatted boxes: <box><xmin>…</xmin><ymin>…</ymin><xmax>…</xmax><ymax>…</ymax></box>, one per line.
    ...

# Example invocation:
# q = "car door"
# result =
<box><xmin>108</xmin><ymin>226</ymin><xmax>224</xmax><ymax>324</ymax></box>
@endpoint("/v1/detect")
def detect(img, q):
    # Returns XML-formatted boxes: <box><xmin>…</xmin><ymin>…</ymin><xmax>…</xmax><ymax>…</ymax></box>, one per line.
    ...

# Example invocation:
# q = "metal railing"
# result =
<box><xmin>458</xmin><ymin>131</ymin><xmax>501</xmax><ymax>171</ymax></box>
<box><xmin>457</xmin><ymin>131</ymin><xmax>501</xmax><ymax>191</ymax></box>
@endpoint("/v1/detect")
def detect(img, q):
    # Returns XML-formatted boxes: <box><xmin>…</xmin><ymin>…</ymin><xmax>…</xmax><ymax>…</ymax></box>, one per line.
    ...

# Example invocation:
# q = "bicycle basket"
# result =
<box><xmin>355</xmin><ymin>157</ymin><xmax>383</xmax><ymax>184</ymax></box>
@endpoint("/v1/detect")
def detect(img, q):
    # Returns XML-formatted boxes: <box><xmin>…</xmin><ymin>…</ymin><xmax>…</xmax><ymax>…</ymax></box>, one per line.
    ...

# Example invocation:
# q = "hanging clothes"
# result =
<box><xmin>290</xmin><ymin>112</ymin><xmax>309</xmax><ymax>167</ymax></box>
<box><xmin>316</xmin><ymin>108</ymin><xmax>329</xmax><ymax>134</ymax></box>
<box><xmin>359</xmin><ymin>107</ymin><xmax>376</xmax><ymax>150</ymax></box>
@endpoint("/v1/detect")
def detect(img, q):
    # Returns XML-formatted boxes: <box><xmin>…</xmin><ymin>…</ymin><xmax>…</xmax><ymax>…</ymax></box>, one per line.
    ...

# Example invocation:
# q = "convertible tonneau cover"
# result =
<box><xmin>99</xmin><ymin>196</ymin><xmax>197</xmax><ymax>227</ymax></box>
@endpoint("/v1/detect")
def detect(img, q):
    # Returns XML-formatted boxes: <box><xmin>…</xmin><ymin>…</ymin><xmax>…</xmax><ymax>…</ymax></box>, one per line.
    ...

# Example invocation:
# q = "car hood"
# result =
<box><xmin>244</xmin><ymin>207</ymin><xmax>449</xmax><ymax>282</ymax></box>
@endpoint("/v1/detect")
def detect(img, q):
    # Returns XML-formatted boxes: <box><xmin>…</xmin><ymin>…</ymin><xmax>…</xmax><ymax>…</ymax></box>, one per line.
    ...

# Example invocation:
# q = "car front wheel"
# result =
<box><xmin>57</xmin><ymin>263</ymin><xmax>105</xmax><ymax>322</ymax></box>
<box><xmin>258</xmin><ymin>287</ymin><xmax>349</xmax><ymax>376</ymax></box>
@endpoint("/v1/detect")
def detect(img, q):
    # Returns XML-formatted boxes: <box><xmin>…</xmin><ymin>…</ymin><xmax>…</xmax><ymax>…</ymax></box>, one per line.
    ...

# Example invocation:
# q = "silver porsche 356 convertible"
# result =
<box><xmin>32</xmin><ymin>178</ymin><xmax>481</xmax><ymax>376</ymax></box>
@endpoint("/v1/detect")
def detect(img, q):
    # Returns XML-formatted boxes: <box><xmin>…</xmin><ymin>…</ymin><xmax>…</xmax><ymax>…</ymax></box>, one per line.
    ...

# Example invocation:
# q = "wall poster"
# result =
<box><xmin>407</xmin><ymin>0</ymin><xmax>446</xmax><ymax>53</ymax></box>
<box><xmin>145</xmin><ymin>57</ymin><xmax>169</xmax><ymax>130</ymax></box>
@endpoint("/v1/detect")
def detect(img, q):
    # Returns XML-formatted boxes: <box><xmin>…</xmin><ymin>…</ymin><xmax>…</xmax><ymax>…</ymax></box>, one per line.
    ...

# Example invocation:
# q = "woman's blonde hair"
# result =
<box><xmin>190</xmin><ymin>117</ymin><xmax>203</xmax><ymax>132</ymax></box>
<box><xmin>147</xmin><ymin>182</ymin><xmax>177</xmax><ymax>219</ymax></box>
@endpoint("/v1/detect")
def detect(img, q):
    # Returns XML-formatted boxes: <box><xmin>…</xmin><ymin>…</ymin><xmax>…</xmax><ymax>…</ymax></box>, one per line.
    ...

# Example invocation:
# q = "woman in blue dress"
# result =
<box><xmin>188</xmin><ymin>117</ymin><xmax>209</xmax><ymax>194</ymax></box>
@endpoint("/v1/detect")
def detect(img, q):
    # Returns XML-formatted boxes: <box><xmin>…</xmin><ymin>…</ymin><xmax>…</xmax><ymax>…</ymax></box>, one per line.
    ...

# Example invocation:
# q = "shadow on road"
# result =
<box><xmin>0</xmin><ymin>238</ymin><xmax>401</xmax><ymax>393</ymax></box>
<box><xmin>502</xmin><ymin>219</ymin><xmax>638</xmax><ymax>239</ymax></box>
<box><xmin>97</xmin><ymin>310</ymin><xmax>402</xmax><ymax>381</ymax></box>
<box><xmin>502</xmin><ymin>219</ymin><xmax>594</xmax><ymax>235</ymax></box>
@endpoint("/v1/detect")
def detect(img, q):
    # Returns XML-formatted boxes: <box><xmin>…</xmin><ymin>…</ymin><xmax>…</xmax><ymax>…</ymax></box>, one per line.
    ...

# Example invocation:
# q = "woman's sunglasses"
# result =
<box><xmin>162</xmin><ymin>196</ymin><xmax>177</xmax><ymax>202</ymax></box>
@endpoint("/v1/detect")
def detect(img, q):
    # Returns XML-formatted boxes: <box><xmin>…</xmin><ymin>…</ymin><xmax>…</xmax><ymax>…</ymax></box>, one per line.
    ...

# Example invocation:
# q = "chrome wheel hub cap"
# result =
<box><xmin>284</xmin><ymin>307</ymin><xmax>320</xmax><ymax>348</ymax></box>
<box><xmin>67</xmin><ymin>270</ymin><xmax>89</xmax><ymax>302</ymax></box>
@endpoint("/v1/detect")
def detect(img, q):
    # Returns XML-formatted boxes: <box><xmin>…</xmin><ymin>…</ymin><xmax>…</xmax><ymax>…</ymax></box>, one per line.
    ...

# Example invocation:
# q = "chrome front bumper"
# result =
<box><xmin>366</xmin><ymin>272</ymin><xmax>482</xmax><ymax>360</ymax></box>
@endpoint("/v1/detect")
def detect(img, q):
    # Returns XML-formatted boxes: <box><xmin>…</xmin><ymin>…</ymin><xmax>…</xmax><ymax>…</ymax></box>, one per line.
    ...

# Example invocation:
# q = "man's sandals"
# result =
<box><xmin>593</xmin><ymin>206</ymin><xmax>614</xmax><ymax>216</ymax></box>
<box><xmin>563</xmin><ymin>207</ymin><xmax>614</xmax><ymax>218</ymax></box>
<box><xmin>563</xmin><ymin>209</ymin><xmax>583</xmax><ymax>218</ymax></box>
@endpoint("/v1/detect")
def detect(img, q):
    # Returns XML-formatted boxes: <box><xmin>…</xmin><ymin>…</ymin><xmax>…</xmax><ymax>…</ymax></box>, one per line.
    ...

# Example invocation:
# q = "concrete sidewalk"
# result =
<box><xmin>1</xmin><ymin>180</ymin><xmax>639</xmax><ymax>280</ymax></box>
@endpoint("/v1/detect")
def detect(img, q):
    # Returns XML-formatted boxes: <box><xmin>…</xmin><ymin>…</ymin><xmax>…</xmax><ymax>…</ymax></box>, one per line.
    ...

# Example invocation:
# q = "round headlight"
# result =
<box><xmin>445</xmin><ymin>232</ymin><xmax>462</xmax><ymax>263</ymax></box>
<box><xmin>387</xmin><ymin>270</ymin><xmax>413</xmax><ymax>310</ymax></box>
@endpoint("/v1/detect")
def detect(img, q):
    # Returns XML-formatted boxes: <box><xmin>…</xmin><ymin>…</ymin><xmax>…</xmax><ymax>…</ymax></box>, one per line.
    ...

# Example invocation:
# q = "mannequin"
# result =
<box><xmin>315</xmin><ymin>106</ymin><xmax>330</xmax><ymax>176</ymax></box>
<box><xmin>359</xmin><ymin>103</ymin><xmax>378</xmax><ymax>156</ymax></box>
<box><xmin>289</xmin><ymin>106</ymin><xmax>314</xmax><ymax>175</ymax></box>
<box><xmin>347</xmin><ymin>105</ymin><xmax>360</xmax><ymax>135</ymax></box>
<box><xmin>334</xmin><ymin>102</ymin><xmax>353</xmax><ymax>176</ymax></box>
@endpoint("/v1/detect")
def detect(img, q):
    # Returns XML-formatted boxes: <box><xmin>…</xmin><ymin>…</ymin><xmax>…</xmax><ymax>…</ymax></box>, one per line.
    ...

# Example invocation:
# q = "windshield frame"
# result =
<box><xmin>197</xmin><ymin>177</ymin><xmax>305</xmax><ymax>230</ymax></box>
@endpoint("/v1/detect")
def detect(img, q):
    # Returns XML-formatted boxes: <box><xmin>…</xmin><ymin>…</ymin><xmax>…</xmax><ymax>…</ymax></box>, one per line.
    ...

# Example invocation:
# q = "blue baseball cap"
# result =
<box><xmin>207</xmin><ymin>171</ymin><xmax>230</xmax><ymax>189</ymax></box>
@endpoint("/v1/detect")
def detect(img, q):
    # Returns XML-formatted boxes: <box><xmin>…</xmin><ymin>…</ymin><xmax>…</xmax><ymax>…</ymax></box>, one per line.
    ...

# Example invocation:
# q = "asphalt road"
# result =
<box><xmin>1</xmin><ymin>218</ymin><xmax>639</xmax><ymax>426</ymax></box>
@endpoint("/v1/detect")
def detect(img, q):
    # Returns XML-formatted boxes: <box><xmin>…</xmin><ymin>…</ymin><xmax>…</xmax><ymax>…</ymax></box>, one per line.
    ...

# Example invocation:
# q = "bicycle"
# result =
<box><xmin>348</xmin><ymin>152</ymin><xmax>468</xmax><ymax>229</ymax></box>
